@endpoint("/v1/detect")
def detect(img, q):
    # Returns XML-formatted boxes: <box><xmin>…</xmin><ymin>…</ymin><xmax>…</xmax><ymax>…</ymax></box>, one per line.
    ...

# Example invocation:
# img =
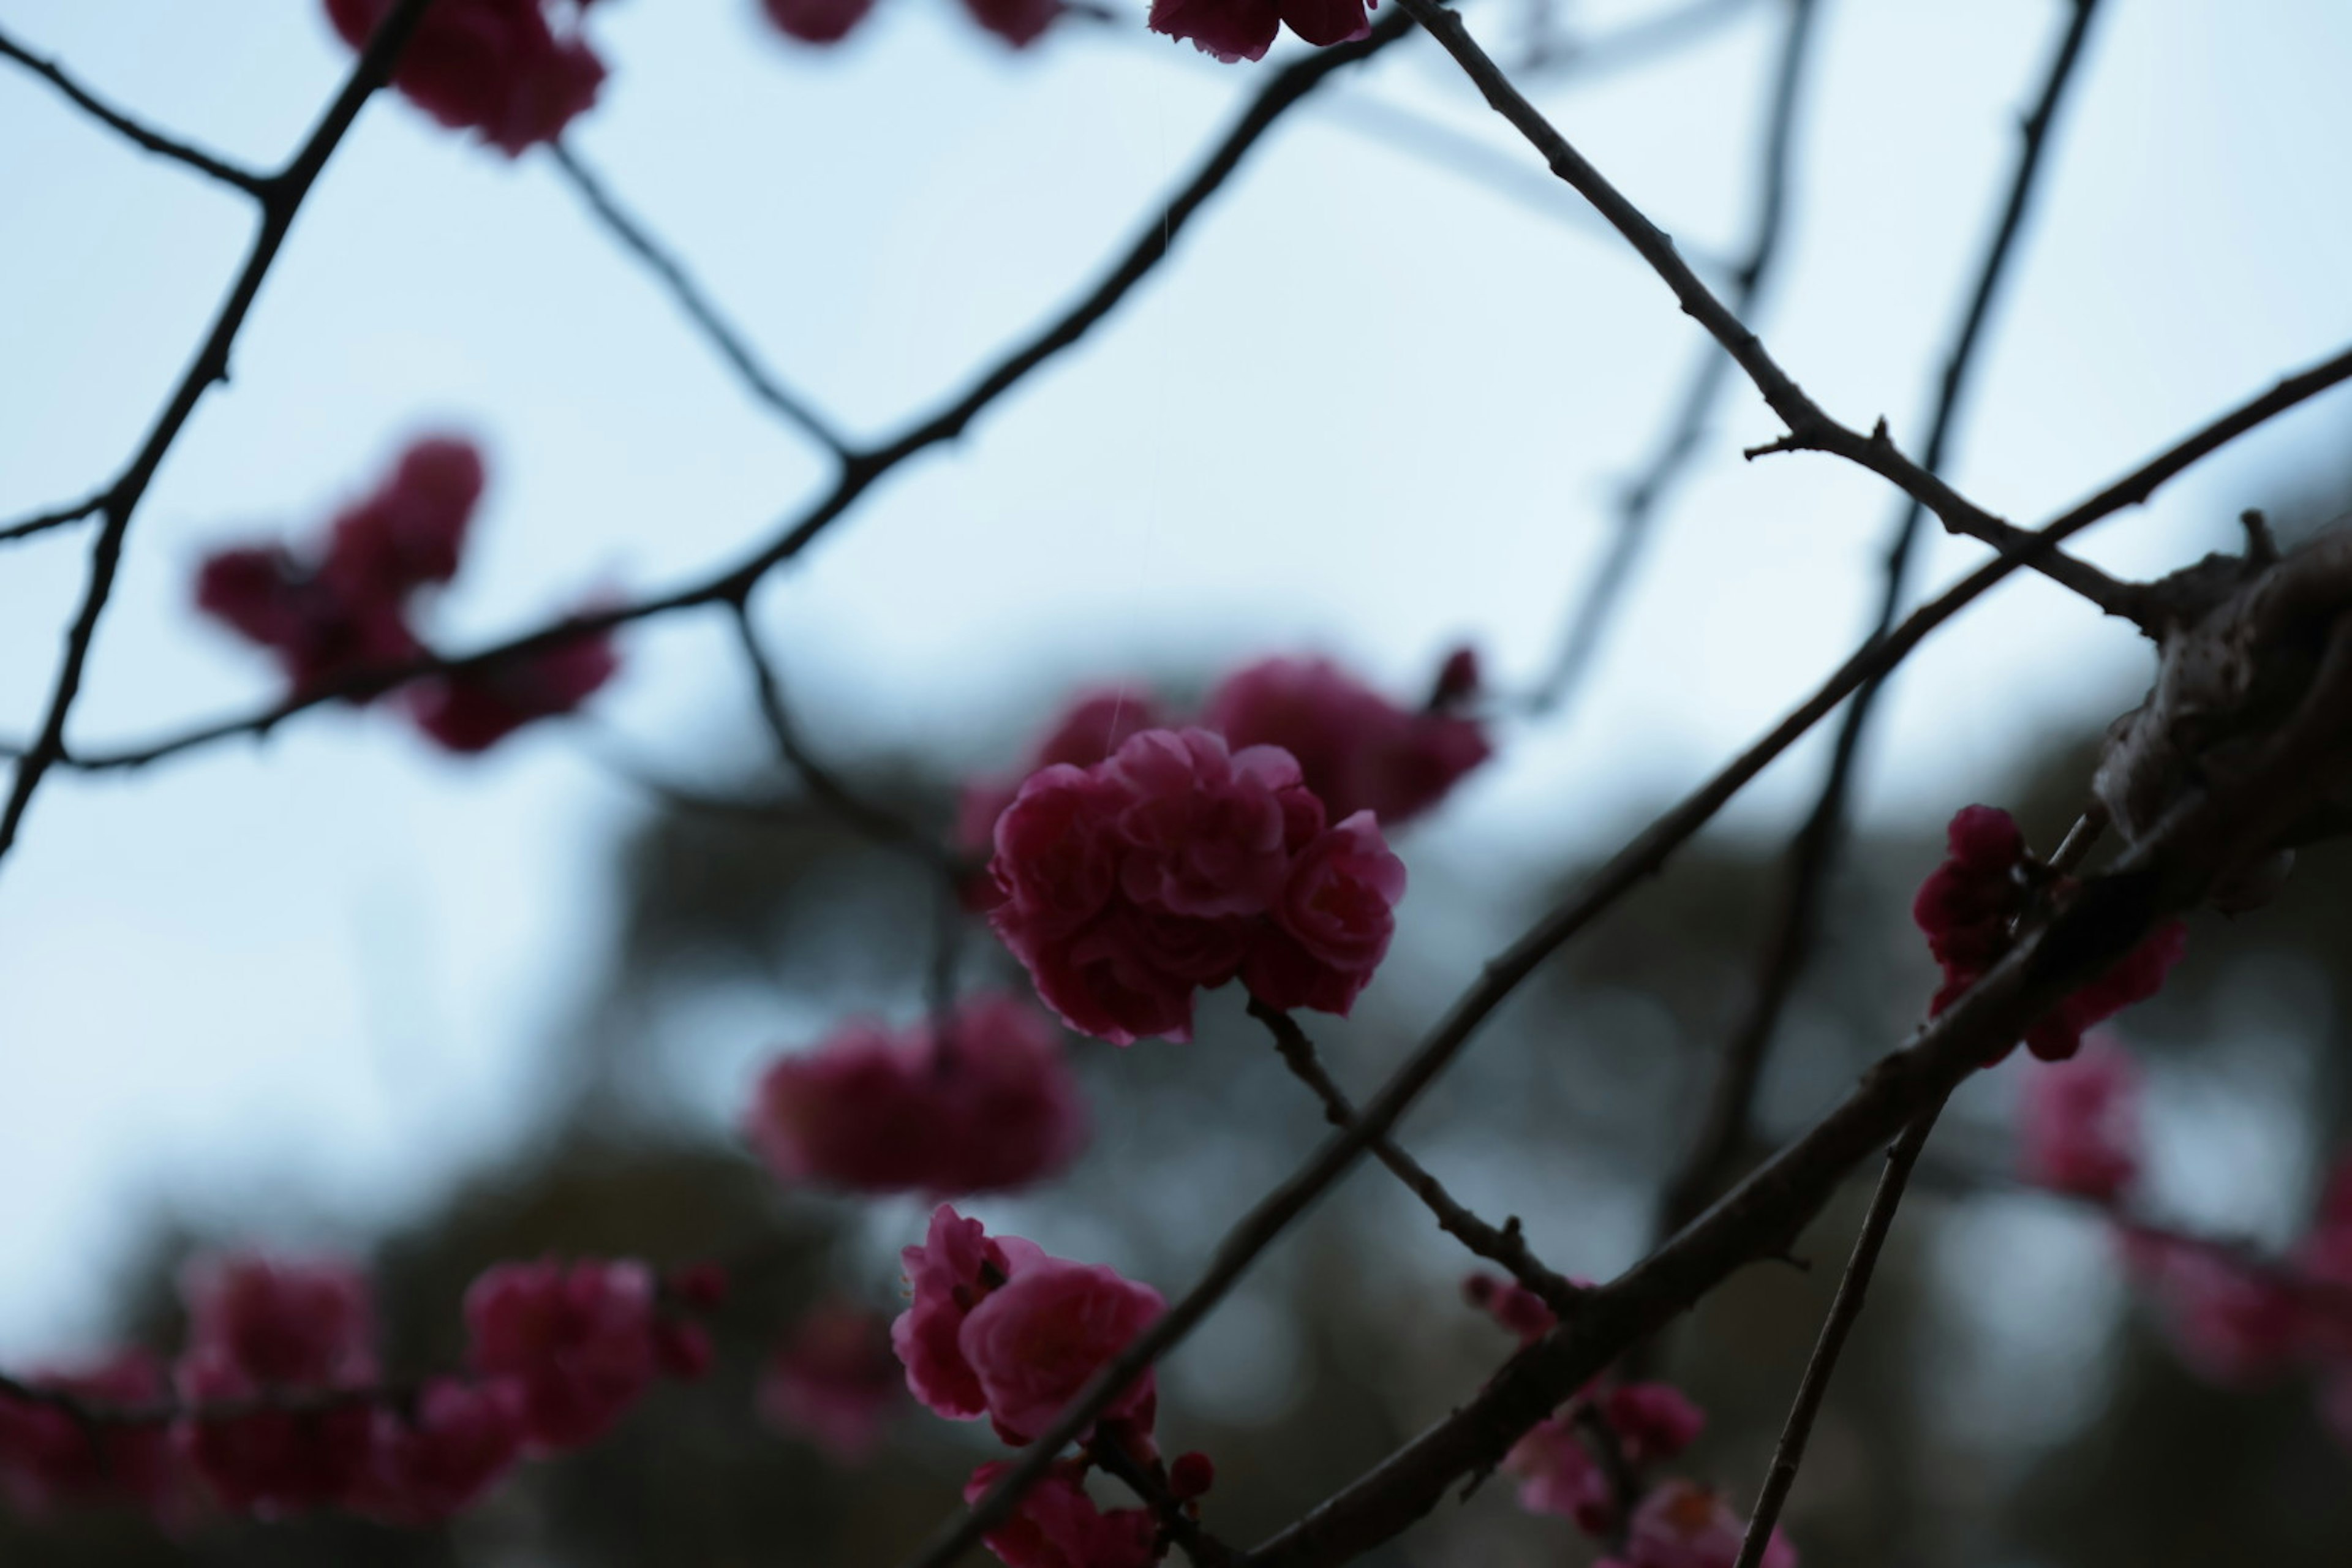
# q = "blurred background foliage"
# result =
<box><xmin>6</xmin><ymin>483</ymin><xmax>2351</xmax><ymax>1568</ymax></box>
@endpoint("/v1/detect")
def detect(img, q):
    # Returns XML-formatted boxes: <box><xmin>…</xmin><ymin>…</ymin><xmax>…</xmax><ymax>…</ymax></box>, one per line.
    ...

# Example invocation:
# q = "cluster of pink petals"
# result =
<box><xmin>1</xmin><ymin>1250</ymin><xmax>725</xmax><ymax>1526</ymax></box>
<box><xmin>1912</xmin><ymin>805</ymin><xmax>2187</xmax><ymax>1062</ymax></box>
<box><xmin>325</xmin><ymin>0</ymin><xmax>604</xmax><ymax>154</ymax></box>
<box><xmin>1148</xmin><ymin>0</ymin><xmax>1374</xmax><ymax>64</ymax></box>
<box><xmin>194</xmin><ymin>436</ymin><xmax>618</xmax><ymax>754</ymax></box>
<box><xmin>989</xmin><ymin>727</ymin><xmax>1406</xmax><ymax>1044</ymax></box>
<box><xmin>746</xmin><ymin>993</ymin><xmax>1087</xmax><ymax>1196</ymax></box>
<box><xmin>2122</xmin><ymin>1153</ymin><xmax>2352</xmax><ymax>1453</ymax></box>
<box><xmin>1597</xmin><ymin>1480</ymin><xmax>1796</xmax><ymax>1568</ymax></box>
<box><xmin>1502</xmin><ymin>1382</ymin><xmax>1706</xmax><ymax>1537</ymax></box>
<box><xmin>0</xmin><ymin>1351</ymin><xmax>175</xmax><ymax>1517</ymax></box>
<box><xmin>893</xmin><ymin>1207</ymin><xmax>1164</xmax><ymax>1449</ymax></box>
<box><xmin>760</xmin><ymin>1301</ymin><xmax>907</xmax><ymax>1463</ymax></box>
<box><xmin>959</xmin><ymin>654</ymin><xmax>1486</xmax><ymax>880</ymax></box>
<box><xmin>2018</xmin><ymin>1038</ymin><xmax>2143</xmax><ymax>1204</ymax></box>
<box><xmin>963</xmin><ymin>1458</ymin><xmax>1158</xmax><ymax>1568</ymax></box>
<box><xmin>1463</xmin><ymin>1270</ymin><xmax>1561</xmax><ymax>1346</ymax></box>
<box><xmin>761</xmin><ymin>0</ymin><xmax>1063</xmax><ymax>51</ymax></box>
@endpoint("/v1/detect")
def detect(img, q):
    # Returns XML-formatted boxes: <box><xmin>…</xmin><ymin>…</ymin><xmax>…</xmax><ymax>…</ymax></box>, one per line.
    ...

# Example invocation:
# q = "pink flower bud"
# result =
<box><xmin>1167</xmin><ymin>1449</ymin><xmax>1216</xmax><ymax>1500</ymax></box>
<box><xmin>325</xmin><ymin>0</ymin><xmax>604</xmax><ymax>156</ymax></box>
<box><xmin>464</xmin><ymin>1258</ymin><xmax>658</xmax><ymax>1453</ymax></box>
<box><xmin>1604</xmin><ymin>1382</ymin><xmax>1706</xmax><ymax>1468</ymax></box>
<box><xmin>355</xmin><ymin>1377</ymin><xmax>525</xmax><ymax>1523</ymax></box>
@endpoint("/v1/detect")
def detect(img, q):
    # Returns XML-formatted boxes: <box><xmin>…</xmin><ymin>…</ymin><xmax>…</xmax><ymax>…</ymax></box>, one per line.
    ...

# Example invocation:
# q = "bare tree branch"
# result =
<box><xmin>0</xmin><ymin>0</ymin><xmax>445</xmax><ymax>867</ymax></box>
<box><xmin>1251</xmin><ymin>998</ymin><xmax>1586</xmax><ymax>1317</ymax></box>
<box><xmin>549</xmin><ymin>140</ymin><xmax>850</xmax><ymax>458</ymax></box>
<box><xmin>1529</xmin><ymin>0</ymin><xmax>1820</xmax><ymax>718</ymax></box>
<box><xmin>0</xmin><ymin>489</ymin><xmax>108</xmax><ymax>548</ymax></box>
<box><xmin>1392</xmin><ymin>0</ymin><xmax>2146</xmax><ymax>620</ymax></box>
<box><xmin>1657</xmin><ymin>0</ymin><xmax>2106</xmax><ymax>1238</ymax></box>
<box><xmin>0</xmin><ymin>27</ymin><xmax>270</xmax><ymax>195</ymax></box>
<box><xmin>1728</xmin><ymin>1096</ymin><xmax>1947</xmax><ymax>1568</ymax></box>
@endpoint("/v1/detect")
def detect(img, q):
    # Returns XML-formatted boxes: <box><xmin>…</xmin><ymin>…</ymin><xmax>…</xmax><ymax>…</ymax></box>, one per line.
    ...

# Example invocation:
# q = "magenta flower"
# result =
<box><xmin>2018</xmin><ymin>1038</ymin><xmax>2143</xmax><ymax>1204</ymax></box>
<box><xmin>0</xmin><ymin>1351</ymin><xmax>173</xmax><ymax>1517</ymax></box>
<box><xmin>194</xmin><ymin>542</ymin><xmax>423</xmax><ymax>700</ymax></box>
<box><xmin>1147</xmin><ymin>0</ymin><xmax>1371</xmax><ymax>64</ymax></box>
<box><xmin>989</xmin><ymin>728</ymin><xmax>1407</xmax><ymax>1044</ymax></box>
<box><xmin>325</xmin><ymin>0</ymin><xmax>605</xmax><ymax>156</ymax></box>
<box><xmin>1463</xmin><ymin>1270</ymin><xmax>1557</xmax><ymax>1346</ymax></box>
<box><xmin>405</xmin><ymin>624</ymin><xmax>619</xmax><ymax>754</ymax></box>
<box><xmin>1597</xmin><ymin>1480</ymin><xmax>1796</xmax><ymax>1568</ymax></box>
<box><xmin>354</xmin><ymin>1378</ymin><xmax>526</xmax><ymax>1523</ymax></box>
<box><xmin>962</xmin><ymin>1458</ymin><xmax>1158</xmax><ymax>1568</ymax></box>
<box><xmin>760</xmin><ymin>1302</ymin><xmax>907</xmax><ymax>1463</ymax></box>
<box><xmin>1604</xmin><ymin>1383</ymin><xmax>1706</xmax><ymax>1468</ymax></box>
<box><xmin>892</xmin><ymin>1207</ymin><xmax>1046</xmax><ymax>1422</ymax></box>
<box><xmin>2122</xmin><ymin>1231</ymin><xmax>2307</xmax><ymax>1387</ymax></box>
<box><xmin>1912</xmin><ymin>805</ymin><xmax>2185</xmax><ymax>1062</ymax></box>
<box><xmin>464</xmin><ymin>1258</ymin><xmax>658</xmax><ymax>1453</ymax></box>
<box><xmin>1201</xmin><ymin>652</ymin><xmax>1489</xmax><ymax>826</ymax></box>
<box><xmin>761</xmin><ymin>0</ymin><xmax>1065</xmax><ymax>50</ymax></box>
<box><xmin>959</xmin><ymin>1259</ymin><xmax>1166</xmax><ymax>1446</ymax></box>
<box><xmin>746</xmin><ymin>993</ymin><xmax>1088</xmax><ymax>1197</ymax></box>
<box><xmin>1502</xmin><ymin>1414</ymin><xmax>1616</xmax><ymax>1534</ymax></box>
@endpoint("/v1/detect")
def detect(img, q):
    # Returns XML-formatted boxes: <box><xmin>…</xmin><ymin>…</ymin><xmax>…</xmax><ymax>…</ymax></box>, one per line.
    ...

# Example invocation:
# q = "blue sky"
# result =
<box><xmin>2</xmin><ymin>0</ymin><xmax>2350</xmax><ymax>1352</ymax></box>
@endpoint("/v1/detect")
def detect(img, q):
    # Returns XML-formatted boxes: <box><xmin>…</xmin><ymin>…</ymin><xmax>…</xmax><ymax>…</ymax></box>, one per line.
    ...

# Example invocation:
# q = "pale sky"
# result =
<box><xmin>2</xmin><ymin>0</ymin><xmax>2350</xmax><ymax>1351</ymax></box>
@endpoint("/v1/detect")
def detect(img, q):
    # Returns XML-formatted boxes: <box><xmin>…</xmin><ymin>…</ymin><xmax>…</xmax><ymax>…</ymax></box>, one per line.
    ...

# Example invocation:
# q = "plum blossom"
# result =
<box><xmin>746</xmin><ymin>994</ymin><xmax>1087</xmax><ymax>1197</ymax></box>
<box><xmin>325</xmin><ymin>0</ymin><xmax>605</xmax><ymax>154</ymax></box>
<box><xmin>989</xmin><ymin>728</ymin><xmax>1406</xmax><ymax>1044</ymax></box>
<box><xmin>892</xmin><ymin>1208</ymin><xmax>1163</xmax><ymax>1449</ymax></box>
<box><xmin>760</xmin><ymin>1302</ymin><xmax>906</xmax><ymax>1462</ymax></box>
<box><xmin>2122</xmin><ymin>1231</ymin><xmax>2307</xmax><ymax>1387</ymax></box>
<box><xmin>465</xmin><ymin>1258</ymin><xmax>660</xmax><ymax>1452</ymax></box>
<box><xmin>1200</xmin><ymin>651</ymin><xmax>1489</xmax><ymax>825</ymax></box>
<box><xmin>1463</xmin><ymin>1271</ymin><xmax>1558</xmax><ymax>1346</ymax></box>
<box><xmin>1911</xmin><ymin>805</ymin><xmax>2186</xmax><ymax>1061</ymax></box>
<box><xmin>1604</xmin><ymin>1383</ymin><xmax>1706</xmax><ymax>1468</ymax></box>
<box><xmin>761</xmin><ymin>0</ymin><xmax>1066</xmax><ymax>51</ymax></box>
<box><xmin>355</xmin><ymin>1378</ymin><xmax>526</xmax><ymax>1523</ymax></box>
<box><xmin>405</xmin><ymin>627</ymin><xmax>618</xmax><ymax>753</ymax></box>
<box><xmin>957</xmin><ymin>689</ymin><xmax>1171</xmax><ymax>892</ymax></box>
<box><xmin>1148</xmin><ymin>0</ymin><xmax>1373</xmax><ymax>64</ymax></box>
<box><xmin>2018</xmin><ymin>1039</ymin><xmax>2143</xmax><ymax>1204</ymax></box>
<box><xmin>0</xmin><ymin>1352</ymin><xmax>173</xmax><ymax>1516</ymax></box>
<box><xmin>963</xmin><ymin>1458</ymin><xmax>1157</xmax><ymax>1568</ymax></box>
<box><xmin>1502</xmin><ymin>1414</ymin><xmax>1615</xmax><ymax>1534</ymax></box>
<box><xmin>1597</xmin><ymin>1479</ymin><xmax>1796</xmax><ymax>1568</ymax></box>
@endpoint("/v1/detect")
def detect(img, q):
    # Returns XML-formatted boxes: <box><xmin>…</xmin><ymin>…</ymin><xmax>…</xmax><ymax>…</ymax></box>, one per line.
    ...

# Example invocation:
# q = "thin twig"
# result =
<box><xmin>1392</xmin><ymin>0</ymin><xmax>2146</xmax><ymax>622</ymax></box>
<box><xmin>1250</xmin><ymin>999</ymin><xmax>1585</xmax><ymax>1317</ymax></box>
<box><xmin>0</xmin><ymin>28</ymin><xmax>270</xmax><ymax>195</ymax></box>
<box><xmin>1729</xmin><ymin>1096</ymin><xmax>1946</xmax><ymax>1568</ymax></box>
<box><xmin>726</xmin><ymin>598</ymin><xmax>959</xmax><ymax>875</ymax></box>
<box><xmin>1087</xmin><ymin>1432</ymin><xmax>1241</xmax><ymax>1568</ymax></box>
<box><xmin>1656</xmin><ymin>0</ymin><xmax>2106</xmax><ymax>1238</ymax></box>
<box><xmin>1529</xmin><ymin>0</ymin><xmax>1819</xmax><ymax>718</ymax></box>
<box><xmin>0</xmin><ymin>489</ymin><xmax>108</xmax><ymax>547</ymax></box>
<box><xmin>908</xmin><ymin>354</ymin><xmax>2352</xmax><ymax>1568</ymax></box>
<box><xmin>0</xmin><ymin>0</ymin><xmax>443</xmax><ymax>867</ymax></box>
<box><xmin>549</xmin><ymin>140</ymin><xmax>850</xmax><ymax>458</ymax></box>
<box><xmin>23</xmin><ymin>13</ymin><xmax>1422</xmax><ymax>777</ymax></box>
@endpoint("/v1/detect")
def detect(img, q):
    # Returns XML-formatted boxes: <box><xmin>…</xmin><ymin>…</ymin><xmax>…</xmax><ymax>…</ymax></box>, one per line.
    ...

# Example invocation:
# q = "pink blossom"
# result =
<box><xmin>959</xmin><ymin>1259</ymin><xmax>1166</xmax><ymax>1446</ymax></box>
<box><xmin>959</xmin><ymin>688</ymin><xmax>1172</xmax><ymax>893</ymax></box>
<box><xmin>1167</xmin><ymin>1450</ymin><xmax>1216</xmax><ymax>1500</ymax></box>
<box><xmin>891</xmin><ymin>1207</ymin><xmax>1045</xmax><ymax>1422</ymax></box>
<box><xmin>2018</xmin><ymin>1040</ymin><xmax>2143</xmax><ymax>1204</ymax></box>
<box><xmin>175</xmin><ymin>1359</ymin><xmax>378</xmax><ymax>1517</ymax></box>
<box><xmin>326</xmin><ymin>0</ymin><xmax>605</xmax><ymax>155</ymax></box>
<box><xmin>182</xmin><ymin>1254</ymin><xmax>378</xmax><ymax>1392</ymax></box>
<box><xmin>1605</xmin><ymin>1382</ymin><xmax>1706</xmax><ymax>1468</ymax></box>
<box><xmin>760</xmin><ymin>0</ymin><xmax>881</xmax><ymax>43</ymax></box>
<box><xmin>1147</xmin><ymin>0</ymin><xmax>1371</xmax><ymax>63</ymax></box>
<box><xmin>406</xmin><ymin>624</ymin><xmax>619</xmax><ymax>753</ymax></box>
<box><xmin>1501</xmin><ymin>1414</ymin><xmax>1615</xmax><ymax>1534</ymax></box>
<box><xmin>1597</xmin><ymin>1479</ymin><xmax>1796</xmax><ymax>1568</ymax></box>
<box><xmin>195</xmin><ymin>543</ymin><xmax>423</xmax><ymax>698</ymax></box>
<box><xmin>990</xmin><ymin>764</ymin><xmax>1135</xmax><ymax>941</ymax></box>
<box><xmin>1242</xmin><ymin>810</ymin><xmax>1406</xmax><ymax>1017</ymax></box>
<box><xmin>1011</xmin><ymin>910</ymin><xmax>1207</xmax><ymax>1046</ymax></box>
<box><xmin>961</xmin><ymin>0</ymin><xmax>1064</xmax><ymax>47</ymax></box>
<box><xmin>0</xmin><ymin>1351</ymin><xmax>173</xmax><ymax>1516</ymax></box>
<box><xmin>1108</xmin><ymin>728</ymin><xmax>1321</xmax><ymax>919</ymax></box>
<box><xmin>1200</xmin><ymin>652</ymin><xmax>1488</xmax><ymax>825</ymax></box>
<box><xmin>323</xmin><ymin>434</ymin><xmax>482</xmax><ymax>604</ymax></box>
<box><xmin>760</xmin><ymin>1302</ymin><xmax>905</xmax><ymax>1463</ymax></box>
<box><xmin>2123</xmin><ymin>1231</ymin><xmax>2307</xmax><ymax>1387</ymax></box>
<box><xmin>1912</xmin><ymin>805</ymin><xmax>2186</xmax><ymax>1063</ymax></box>
<box><xmin>465</xmin><ymin>1258</ymin><xmax>658</xmax><ymax>1452</ymax></box>
<box><xmin>746</xmin><ymin>994</ymin><xmax>1087</xmax><ymax>1197</ymax></box>
<box><xmin>963</xmin><ymin>1458</ymin><xmax>1158</xmax><ymax>1568</ymax></box>
<box><xmin>355</xmin><ymin>1378</ymin><xmax>526</xmax><ymax>1523</ymax></box>
<box><xmin>1464</xmin><ymin>1272</ymin><xmax>1557</xmax><ymax>1346</ymax></box>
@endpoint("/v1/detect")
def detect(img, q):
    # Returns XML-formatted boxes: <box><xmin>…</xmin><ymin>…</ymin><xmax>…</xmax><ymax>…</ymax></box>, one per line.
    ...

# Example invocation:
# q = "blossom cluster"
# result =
<box><xmin>763</xmin><ymin>0</ymin><xmax>1063</xmax><ymax>49</ymax></box>
<box><xmin>895</xmin><ymin>1207</ymin><xmax>1212</xmax><ymax>1568</ymax></box>
<box><xmin>326</xmin><ymin>0</ymin><xmax>605</xmax><ymax>154</ymax></box>
<box><xmin>987</xmin><ymin>727</ymin><xmax>1408</xmax><ymax>1044</ymax></box>
<box><xmin>746</xmin><ymin>993</ymin><xmax>1088</xmax><ymax>1197</ymax></box>
<box><xmin>195</xmin><ymin>435</ymin><xmax>617</xmax><ymax>753</ymax></box>
<box><xmin>0</xmin><ymin>1251</ymin><xmax>722</xmax><ymax>1524</ymax></box>
<box><xmin>2014</xmin><ymin>1043</ymin><xmax>2352</xmax><ymax>1455</ymax></box>
<box><xmin>1147</xmin><ymin>0</ymin><xmax>1376</xmax><ymax>64</ymax></box>
<box><xmin>1464</xmin><ymin>1273</ymin><xmax>1796</xmax><ymax>1568</ymax></box>
<box><xmin>1912</xmin><ymin>805</ymin><xmax>2187</xmax><ymax>1062</ymax></box>
<box><xmin>758</xmin><ymin>1300</ymin><xmax>907</xmax><ymax>1462</ymax></box>
<box><xmin>957</xmin><ymin>652</ymin><xmax>1489</xmax><ymax>873</ymax></box>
